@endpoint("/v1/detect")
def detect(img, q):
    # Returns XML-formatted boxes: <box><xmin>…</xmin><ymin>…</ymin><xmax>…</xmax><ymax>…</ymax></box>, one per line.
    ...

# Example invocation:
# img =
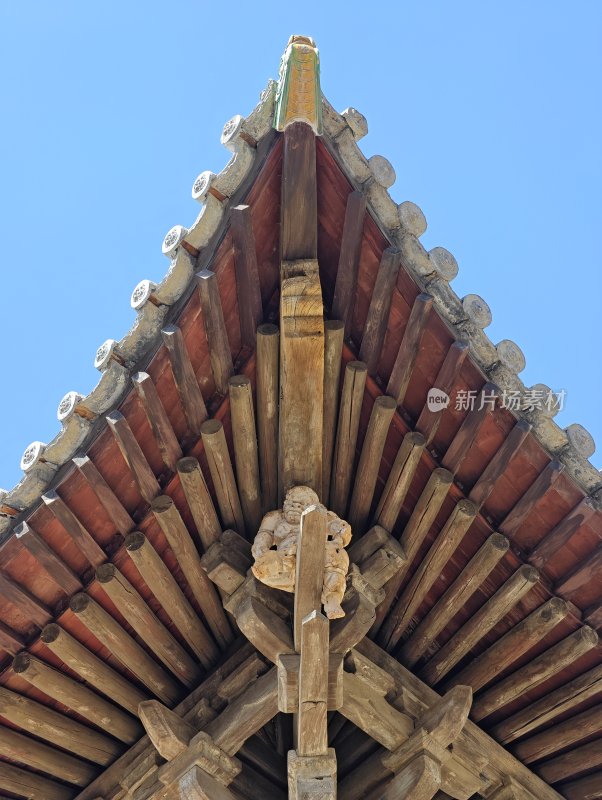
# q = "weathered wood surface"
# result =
<box><xmin>359</xmin><ymin>247</ymin><xmax>401</xmax><ymax>374</ymax></box>
<box><xmin>73</xmin><ymin>454</ymin><xmax>134</xmax><ymax>535</ymax></box>
<box><xmin>415</xmin><ymin>341</ymin><xmax>469</xmax><ymax>445</ymax></box>
<box><xmin>138</xmin><ymin>699</ymin><xmax>195</xmax><ymax>760</ymax></box>
<box><xmin>0</xmin><ymin>685</ymin><xmax>121</xmax><ymax>765</ymax></box>
<box><xmin>96</xmin><ymin>563</ymin><xmax>202</xmax><ymax>688</ymax></box>
<box><xmin>298</xmin><ymin>611</ymin><xmax>329</xmax><ymax>756</ymax></box>
<box><xmin>378</xmin><ymin>754</ymin><xmax>441</xmax><ymax>800</ymax></box>
<box><xmin>106</xmin><ymin>410</ymin><xmax>160</xmax><ymax>503</ymax></box>
<box><xmin>0</xmin><ymin>760</ymin><xmax>76</xmax><ymax>800</ymax></box>
<box><xmin>151</xmin><ymin>493</ymin><xmax>233</xmax><ymax>649</ymax></box>
<box><xmin>12</xmin><ymin>651</ymin><xmax>141</xmax><ymax>744</ymax></box>
<box><xmin>197</xmin><ymin>270</ymin><xmax>234</xmax><ymax>395</ymax></box>
<box><xmin>538</xmin><ymin>738</ymin><xmax>602</xmax><ymax>784</ymax></box>
<box><xmin>529</xmin><ymin>496</ymin><xmax>597</xmax><ymax>570</ymax></box>
<box><xmin>281</xmin><ymin>122</ymin><xmax>317</xmax><ymax>261</ymax></box>
<box><xmin>13</xmin><ymin>521</ymin><xmax>82</xmax><ymax>595</ymax></box>
<box><xmin>500</xmin><ymin>460</ymin><xmax>564</xmax><ymax>538</ymax></box>
<box><xmin>41</xmin><ymin>622</ymin><xmax>149</xmax><ymax>717</ymax></box>
<box><xmin>400</xmin><ymin>533</ymin><xmax>509</xmax><ymax>667</ymax></box>
<box><xmin>560</xmin><ymin>772</ymin><xmax>602</xmax><ymax>800</ymax></box>
<box><xmin>491</xmin><ymin>663</ymin><xmax>602</xmax><ymax>744</ymax></box>
<box><xmin>387</xmin><ymin>293</ymin><xmax>433</xmax><ymax>406</ymax></box>
<box><xmin>42</xmin><ymin>490</ymin><xmax>106</xmax><ymax>568</ymax></box>
<box><xmin>69</xmin><ymin>592</ymin><xmax>181</xmax><ymax>706</ymax></box>
<box><xmin>200</xmin><ymin>419</ymin><xmax>245</xmax><ymax>537</ymax></box>
<box><xmin>472</xmin><ymin>626</ymin><xmax>599</xmax><ymax>721</ymax></box>
<box><xmin>0</xmin><ymin>571</ymin><xmax>50</xmax><ymax>629</ymax></box>
<box><xmin>294</xmin><ymin>505</ymin><xmax>328</xmax><ymax>648</ymax></box>
<box><xmin>348</xmin><ymin>395</ymin><xmax>397</xmax><ymax>534</ymax></box>
<box><xmin>330</xmin><ymin>360</ymin><xmax>367</xmax><ymax>516</ymax></box>
<box><xmin>287</xmin><ymin>749</ymin><xmax>337</xmax><ymax>800</ymax></box>
<box><xmin>256</xmin><ymin>323</ymin><xmax>280</xmax><ymax>512</ymax></box>
<box><xmin>381</xmin><ymin>499</ymin><xmax>477</xmax><ymax>650</ymax></box>
<box><xmin>132</xmin><ymin>371</ymin><xmax>182</xmax><ymax>472</ymax></box>
<box><xmin>279</xmin><ymin>259</ymin><xmax>324</xmax><ymax>496</ymax></box>
<box><xmin>375</xmin><ymin>431</ymin><xmax>426</xmax><ymax>532</ymax></box>
<box><xmin>469</xmin><ymin>420</ymin><xmax>531</xmax><ymax>508</ymax></box>
<box><xmin>177</xmin><ymin>456</ymin><xmax>222</xmax><ymax>551</ymax></box>
<box><xmin>161</xmin><ymin>323</ymin><xmax>208</xmax><ymax>435</ymax></box>
<box><xmin>229</xmin><ymin>375</ymin><xmax>262</xmax><ymax>532</ymax></box>
<box><xmin>340</xmin><ymin>671</ymin><xmax>413</xmax><ymax>751</ymax></box>
<box><xmin>178</xmin><ymin>764</ymin><xmax>239</xmax><ymax>800</ymax></box>
<box><xmin>236</xmin><ymin>595</ymin><xmax>294</xmax><ymax>664</ymax></box>
<box><xmin>376</xmin><ymin>468</ymin><xmax>453</xmax><ymax>641</ymax></box>
<box><xmin>420</xmin><ymin>565</ymin><xmax>540</xmax><ymax>685</ymax></box>
<box><xmin>0</xmin><ymin>725</ymin><xmax>98</xmax><ymax>787</ymax></box>
<box><xmin>322</xmin><ymin>319</ymin><xmax>345</xmax><ymax>503</ymax></box>
<box><xmin>448</xmin><ymin>597</ymin><xmax>569</xmax><ymax>693</ymax></box>
<box><xmin>442</xmin><ymin>382</ymin><xmax>500</xmax><ymax>473</ymax></box>
<box><xmin>513</xmin><ymin>703</ymin><xmax>602</xmax><ymax>764</ymax></box>
<box><xmin>332</xmin><ymin>190</ymin><xmax>367</xmax><ymax>336</ymax></box>
<box><xmin>556</xmin><ymin>542</ymin><xmax>602</xmax><ymax>602</ymax></box>
<box><xmin>231</xmin><ymin>204</ymin><xmax>263</xmax><ymax>349</ymax></box>
<box><xmin>125</xmin><ymin>531</ymin><xmax>218</xmax><ymax>668</ymax></box>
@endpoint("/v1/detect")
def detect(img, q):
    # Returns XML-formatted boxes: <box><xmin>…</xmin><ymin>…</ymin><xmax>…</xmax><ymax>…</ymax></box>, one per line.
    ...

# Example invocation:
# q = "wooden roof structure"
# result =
<box><xmin>0</xmin><ymin>34</ymin><xmax>600</xmax><ymax>800</ymax></box>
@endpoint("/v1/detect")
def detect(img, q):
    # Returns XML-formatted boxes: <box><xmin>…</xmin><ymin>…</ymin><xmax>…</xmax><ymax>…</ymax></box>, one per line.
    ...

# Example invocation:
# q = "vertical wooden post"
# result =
<box><xmin>257</xmin><ymin>324</ymin><xmax>280</xmax><ymax>512</ymax></box>
<box><xmin>294</xmin><ymin>506</ymin><xmax>329</xmax><ymax>649</ymax></box>
<box><xmin>231</xmin><ymin>204</ymin><xmax>263</xmax><ymax>349</ymax></box>
<box><xmin>322</xmin><ymin>320</ymin><xmax>345</xmax><ymax>503</ymax></box>
<box><xmin>229</xmin><ymin>375</ymin><xmax>262</xmax><ymax>532</ymax></box>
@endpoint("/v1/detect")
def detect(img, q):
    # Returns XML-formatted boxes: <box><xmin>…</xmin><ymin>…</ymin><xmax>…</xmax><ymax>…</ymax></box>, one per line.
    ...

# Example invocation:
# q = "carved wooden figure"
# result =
<box><xmin>251</xmin><ymin>486</ymin><xmax>352</xmax><ymax>619</ymax></box>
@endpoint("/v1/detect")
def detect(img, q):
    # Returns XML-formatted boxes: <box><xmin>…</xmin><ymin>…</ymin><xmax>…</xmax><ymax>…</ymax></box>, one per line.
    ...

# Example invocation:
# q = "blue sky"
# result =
<box><xmin>0</xmin><ymin>1</ymin><xmax>600</xmax><ymax>490</ymax></box>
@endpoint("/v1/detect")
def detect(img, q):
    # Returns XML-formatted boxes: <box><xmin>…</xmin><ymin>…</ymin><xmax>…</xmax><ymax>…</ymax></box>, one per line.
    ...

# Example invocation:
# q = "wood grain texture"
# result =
<box><xmin>197</xmin><ymin>270</ymin><xmax>234</xmax><ymax>395</ymax></box>
<box><xmin>256</xmin><ymin>323</ymin><xmax>280</xmax><ymax>512</ymax></box>
<box><xmin>162</xmin><ymin>323</ymin><xmax>208</xmax><ymax>435</ymax></box>
<box><xmin>231</xmin><ymin>204</ymin><xmax>263</xmax><ymax>349</ymax></box>
<box><xmin>359</xmin><ymin>247</ymin><xmax>401</xmax><ymax>375</ymax></box>
<box><xmin>331</xmin><ymin>190</ymin><xmax>367</xmax><ymax>336</ymax></box>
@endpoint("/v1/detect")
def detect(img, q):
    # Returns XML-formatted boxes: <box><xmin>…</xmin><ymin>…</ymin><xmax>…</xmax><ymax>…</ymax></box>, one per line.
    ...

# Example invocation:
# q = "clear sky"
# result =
<box><xmin>0</xmin><ymin>1</ymin><xmax>600</xmax><ymax>491</ymax></box>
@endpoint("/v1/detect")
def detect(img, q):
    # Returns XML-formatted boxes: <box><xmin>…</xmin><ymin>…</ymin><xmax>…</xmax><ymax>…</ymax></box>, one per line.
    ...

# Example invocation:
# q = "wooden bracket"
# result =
<box><xmin>287</xmin><ymin>749</ymin><xmax>337</xmax><ymax>800</ymax></box>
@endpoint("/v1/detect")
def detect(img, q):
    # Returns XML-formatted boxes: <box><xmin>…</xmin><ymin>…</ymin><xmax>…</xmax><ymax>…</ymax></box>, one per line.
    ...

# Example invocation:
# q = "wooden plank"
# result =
<box><xmin>132</xmin><ymin>371</ymin><xmax>182</xmax><ymax>473</ymax></box>
<box><xmin>331</xmin><ymin>190</ymin><xmax>367</xmax><ymax>336</ymax></box>
<box><xmin>538</xmin><ymin>738</ymin><xmax>602</xmax><ymax>784</ymax></box>
<box><xmin>42</xmin><ymin>490</ymin><xmax>106</xmax><ymax>568</ymax></box>
<box><xmin>41</xmin><ymin>622</ymin><xmax>149</xmax><ymax>716</ymax></box>
<box><xmin>529</xmin><ymin>497</ymin><xmax>597</xmax><ymax>570</ymax></box>
<box><xmin>73</xmin><ymin>454</ymin><xmax>134</xmax><ymax>536</ymax></box>
<box><xmin>442</xmin><ymin>382</ymin><xmax>500</xmax><ymax>473</ymax></box>
<box><xmin>400</xmin><ymin>533</ymin><xmax>510</xmax><ymax>668</ymax></box>
<box><xmin>0</xmin><ymin>685</ymin><xmax>121</xmax><ymax>765</ymax></box>
<box><xmin>561</xmin><ymin>771</ymin><xmax>602</xmax><ymax>800</ymax></box>
<box><xmin>340</xmin><ymin>671</ymin><xmax>413</xmax><ymax>751</ymax></box>
<box><xmin>556</xmin><ymin>543</ymin><xmax>602</xmax><ymax>602</ymax></box>
<box><xmin>387</xmin><ymin>293</ymin><xmax>433</xmax><ymax>406</ymax></box>
<box><xmin>12</xmin><ymin>651</ymin><xmax>141</xmax><ymax>744</ymax></box>
<box><xmin>416</xmin><ymin>341</ymin><xmax>469</xmax><ymax>445</ymax></box>
<box><xmin>330</xmin><ymin>360</ymin><xmax>367</xmax><ymax>517</ymax></box>
<box><xmin>0</xmin><ymin>571</ymin><xmax>50</xmax><ymax>629</ymax></box>
<box><xmin>381</xmin><ymin>499</ymin><xmax>477</xmax><ymax>651</ymax></box>
<box><xmin>229</xmin><ymin>375</ymin><xmax>262</xmax><ymax>532</ymax></box>
<box><xmin>279</xmin><ymin>259</ymin><xmax>324</xmax><ymax>496</ymax></box>
<box><xmin>0</xmin><ymin>761</ymin><xmax>75</xmax><ymax>800</ymax></box>
<box><xmin>472</xmin><ymin>626</ymin><xmax>599</xmax><ymax>721</ymax></box>
<box><xmin>448</xmin><ymin>597</ymin><xmax>570</xmax><ymax>693</ymax></box>
<box><xmin>420</xmin><ymin>565</ymin><xmax>540</xmax><ymax>686</ymax></box>
<box><xmin>151</xmin><ymin>494</ymin><xmax>233</xmax><ymax>649</ymax></box>
<box><xmin>200</xmin><ymin>419</ymin><xmax>245</xmax><ymax>535</ymax></box>
<box><xmin>69</xmin><ymin>592</ymin><xmax>181</xmax><ymax>706</ymax></box>
<box><xmin>0</xmin><ymin>725</ymin><xmax>97</xmax><ymax>787</ymax></box>
<box><xmin>298</xmin><ymin>611</ymin><xmax>329</xmax><ymax>756</ymax></box>
<box><xmin>106</xmin><ymin>410</ymin><xmax>160</xmax><ymax>504</ymax></box>
<box><xmin>514</xmin><ymin>704</ymin><xmax>602</xmax><ymax>764</ymax></box>
<box><xmin>138</xmin><ymin>699</ymin><xmax>195</xmax><ymax>760</ymax></box>
<box><xmin>322</xmin><ymin>320</ymin><xmax>345</xmax><ymax>503</ymax></box>
<box><xmin>281</xmin><ymin>121</ymin><xmax>317</xmax><ymax>260</ymax></box>
<box><xmin>231</xmin><ymin>204</ymin><xmax>263</xmax><ymax>349</ymax></box>
<box><xmin>375</xmin><ymin>431</ymin><xmax>426</xmax><ymax>532</ymax></box>
<box><xmin>359</xmin><ymin>248</ymin><xmax>401</xmax><ymax>374</ymax></box>
<box><xmin>469</xmin><ymin>420</ymin><xmax>531</xmax><ymax>508</ymax></box>
<box><xmin>162</xmin><ymin>323</ymin><xmax>208</xmax><ymax>435</ymax></box>
<box><xmin>205</xmin><ymin>668</ymin><xmax>279</xmax><ymax>755</ymax></box>
<box><xmin>125</xmin><ymin>531</ymin><xmax>218</xmax><ymax>668</ymax></box>
<box><xmin>177</xmin><ymin>456</ymin><xmax>222</xmax><ymax>551</ymax></box>
<box><xmin>14</xmin><ymin>521</ymin><xmax>82</xmax><ymax>595</ymax></box>
<box><xmin>376</xmin><ymin>468</ymin><xmax>453</xmax><ymax>642</ymax></box>
<box><xmin>500</xmin><ymin>460</ymin><xmax>565</xmax><ymax>538</ymax></box>
<box><xmin>97</xmin><ymin>563</ymin><xmax>202</xmax><ymax>688</ymax></box>
<box><xmin>348</xmin><ymin>395</ymin><xmax>397</xmax><ymax>535</ymax></box>
<box><xmin>491</xmin><ymin>663</ymin><xmax>602</xmax><ymax>744</ymax></box>
<box><xmin>294</xmin><ymin>505</ymin><xmax>328</xmax><ymax>649</ymax></box>
<box><xmin>256</xmin><ymin>323</ymin><xmax>280</xmax><ymax>512</ymax></box>
<box><xmin>196</xmin><ymin>270</ymin><xmax>234</xmax><ymax>395</ymax></box>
